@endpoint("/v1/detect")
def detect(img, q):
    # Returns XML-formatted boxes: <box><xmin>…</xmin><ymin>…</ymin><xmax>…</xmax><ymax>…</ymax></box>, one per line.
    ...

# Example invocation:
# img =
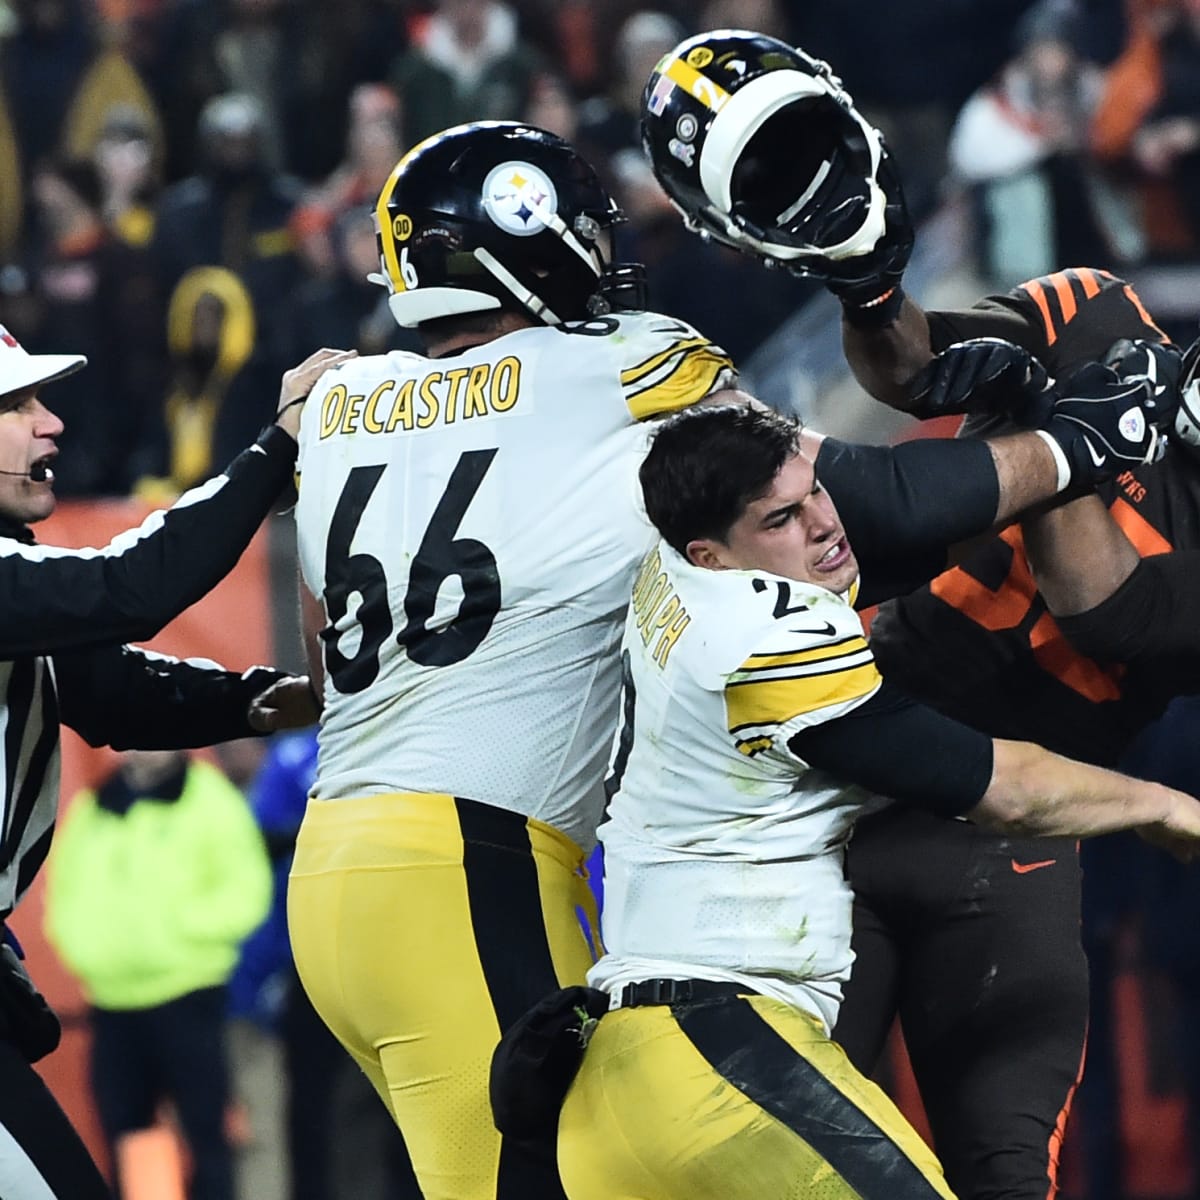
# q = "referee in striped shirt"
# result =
<box><xmin>0</xmin><ymin>330</ymin><xmax>353</xmax><ymax>1200</ymax></box>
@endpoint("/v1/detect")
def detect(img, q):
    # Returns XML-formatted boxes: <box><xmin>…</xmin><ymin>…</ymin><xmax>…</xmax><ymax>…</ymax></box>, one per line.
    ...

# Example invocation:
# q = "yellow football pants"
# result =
<box><xmin>288</xmin><ymin>792</ymin><xmax>600</xmax><ymax>1200</ymax></box>
<box><xmin>559</xmin><ymin>992</ymin><xmax>957</xmax><ymax>1200</ymax></box>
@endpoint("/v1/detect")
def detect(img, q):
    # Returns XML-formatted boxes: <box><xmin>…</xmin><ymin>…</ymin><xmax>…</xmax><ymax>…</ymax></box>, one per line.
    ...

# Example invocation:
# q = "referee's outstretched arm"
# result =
<box><xmin>0</xmin><ymin>347</ymin><xmax>353</xmax><ymax>657</ymax></box>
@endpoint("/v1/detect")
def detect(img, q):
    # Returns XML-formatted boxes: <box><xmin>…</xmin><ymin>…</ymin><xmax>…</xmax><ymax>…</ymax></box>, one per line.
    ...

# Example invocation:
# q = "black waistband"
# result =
<box><xmin>619</xmin><ymin>978</ymin><xmax>752</xmax><ymax>1008</ymax></box>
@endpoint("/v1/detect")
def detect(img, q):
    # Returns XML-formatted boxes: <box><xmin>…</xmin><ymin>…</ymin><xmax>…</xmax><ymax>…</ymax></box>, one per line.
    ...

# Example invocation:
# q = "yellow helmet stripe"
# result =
<box><xmin>662</xmin><ymin>58</ymin><xmax>731</xmax><ymax>114</ymax></box>
<box><xmin>375</xmin><ymin>131</ymin><xmax>447</xmax><ymax>294</ymax></box>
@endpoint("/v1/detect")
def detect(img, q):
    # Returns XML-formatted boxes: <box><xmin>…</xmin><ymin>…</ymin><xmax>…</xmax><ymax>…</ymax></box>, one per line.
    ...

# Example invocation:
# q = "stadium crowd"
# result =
<box><xmin>5</xmin><ymin>1</ymin><xmax>1200</xmax><ymax>1199</ymax></box>
<box><xmin>8</xmin><ymin>0</ymin><xmax>1200</xmax><ymax>496</ymax></box>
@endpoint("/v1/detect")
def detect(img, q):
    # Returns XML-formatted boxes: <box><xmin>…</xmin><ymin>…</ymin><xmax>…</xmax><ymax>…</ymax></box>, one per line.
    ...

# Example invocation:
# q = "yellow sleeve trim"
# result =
<box><xmin>626</xmin><ymin>349</ymin><xmax>735</xmax><ymax>421</ymax></box>
<box><xmin>738</xmin><ymin>636</ymin><xmax>868</xmax><ymax>674</ymax></box>
<box><xmin>726</xmin><ymin>661</ymin><xmax>882</xmax><ymax>733</ymax></box>
<box><xmin>621</xmin><ymin>336</ymin><xmax>711</xmax><ymax>386</ymax></box>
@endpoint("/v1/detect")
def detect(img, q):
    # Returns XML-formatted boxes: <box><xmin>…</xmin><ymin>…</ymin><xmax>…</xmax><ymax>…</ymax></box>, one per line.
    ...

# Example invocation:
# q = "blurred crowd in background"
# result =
<box><xmin>13</xmin><ymin>0</ymin><xmax>1200</xmax><ymax>1196</ymax></box>
<box><xmin>10</xmin><ymin>0</ymin><xmax>1200</xmax><ymax>498</ymax></box>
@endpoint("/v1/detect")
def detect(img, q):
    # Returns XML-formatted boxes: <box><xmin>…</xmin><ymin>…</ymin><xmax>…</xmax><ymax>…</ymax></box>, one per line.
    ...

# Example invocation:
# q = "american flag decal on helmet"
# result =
<box><xmin>647</xmin><ymin>72</ymin><xmax>675</xmax><ymax>117</ymax></box>
<box><xmin>0</xmin><ymin>327</ymin><xmax>19</xmax><ymax>349</ymax></box>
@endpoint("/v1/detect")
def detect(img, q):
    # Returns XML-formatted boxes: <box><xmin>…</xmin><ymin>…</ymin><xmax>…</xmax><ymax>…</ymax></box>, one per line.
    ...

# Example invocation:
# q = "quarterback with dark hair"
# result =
<box><xmin>548</xmin><ymin>403</ymin><xmax>1200</xmax><ymax>1200</ymax></box>
<box><xmin>638</xmin><ymin>26</ymin><xmax>1200</xmax><ymax>1200</ymax></box>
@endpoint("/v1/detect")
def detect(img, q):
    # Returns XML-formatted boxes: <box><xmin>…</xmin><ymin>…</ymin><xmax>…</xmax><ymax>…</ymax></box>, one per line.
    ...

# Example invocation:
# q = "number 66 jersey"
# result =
<box><xmin>294</xmin><ymin>312</ymin><xmax>734</xmax><ymax>848</ymax></box>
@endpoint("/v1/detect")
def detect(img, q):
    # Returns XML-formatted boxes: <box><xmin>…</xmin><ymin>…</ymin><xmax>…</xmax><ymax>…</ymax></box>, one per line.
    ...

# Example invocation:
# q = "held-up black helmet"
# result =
<box><xmin>372</xmin><ymin>121</ymin><xmax>642</xmax><ymax>327</ymax></box>
<box><xmin>640</xmin><ymin>30</ymin><xmax>888</xmax><ymax>269</ymax></box>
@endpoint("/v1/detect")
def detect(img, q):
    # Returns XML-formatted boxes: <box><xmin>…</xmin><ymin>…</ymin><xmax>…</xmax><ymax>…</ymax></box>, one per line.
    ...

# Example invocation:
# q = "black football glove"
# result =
<box><xmin>907</xmin><ymin>338</ymin><xmax>1051</xmax><ymax>420</ymax></box>
<box><xmin>790</xmin><ymin>146</ymin><xmax>914</xmax><ymax>313</ymax></box>
<box><xmin>1101</xmin><ymin>337</ymin><xmax>1181</xmax><ymax>429</ymax></box>
<box><xmin>1042</xmin><ymin>346</ymin><xmax>1179</xmax><ymax>485</ymax></box>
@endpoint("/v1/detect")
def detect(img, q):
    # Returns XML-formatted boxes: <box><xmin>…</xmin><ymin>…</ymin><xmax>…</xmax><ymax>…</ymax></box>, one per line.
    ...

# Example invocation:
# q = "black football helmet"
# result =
<box><xmin>372</xmin><ymin>121</ymin><xmax>640</xmax><ymax>327</ymax></box>
<box><xmin>640</xmin><ymin>30</ymin><xmax>888</xmax><ymax>270</ymax></box>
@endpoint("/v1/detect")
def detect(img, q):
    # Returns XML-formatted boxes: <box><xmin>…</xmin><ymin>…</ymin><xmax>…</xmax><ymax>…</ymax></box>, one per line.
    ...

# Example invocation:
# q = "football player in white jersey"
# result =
<box><xmin>286</xmin><ymin>121</ymin><xmax>741</xmax><ymax>1200</ymax></box>
<box><xmin>554</xmin><ymin>404</ymin><xmax>1200</xmax><ymax>1200</ymax></box>
<box><xmin>285</xmin><ymin>121</ymin><xmax>1179</xmax><ymax>1200</ymax></box>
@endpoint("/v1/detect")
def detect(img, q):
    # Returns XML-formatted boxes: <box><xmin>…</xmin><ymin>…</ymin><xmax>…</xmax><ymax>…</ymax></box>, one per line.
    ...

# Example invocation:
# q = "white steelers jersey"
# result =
<box><xmin>591</xmin><ymin>541</ymin><xmax>881</xmax><ymax>1032</ymax></box>
<box><xmin>294</xmin><ymin>313</ymin><xmax>734</xmax><ymax>849</ymax></box>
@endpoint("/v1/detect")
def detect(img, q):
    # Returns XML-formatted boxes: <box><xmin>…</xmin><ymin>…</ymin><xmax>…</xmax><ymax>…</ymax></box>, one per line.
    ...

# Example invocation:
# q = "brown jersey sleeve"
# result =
<box><xmin>927</xmin><ymin>269</ymin><xmax>1170</xmax><ymax>377</ymax></box>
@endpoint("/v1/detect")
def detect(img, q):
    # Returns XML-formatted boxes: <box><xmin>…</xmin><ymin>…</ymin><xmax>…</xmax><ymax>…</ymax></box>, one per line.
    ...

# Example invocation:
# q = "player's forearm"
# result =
<box><xmin>841</xmin><ymin>297</ymin><xmax>933</xmax><ymax>411</ymax></box>
<box><xmin>986</xmin><ymin>432</ymin><xmax>1072</xmax><ymax>525</ymax></box>
<box><xmin>970</xmin><ymin>738</ymin><xmax>1182</xmax><ymax>838</ymax></box>
<box><xmin>1022</xmin><ymin>494</ymin><xmax>1140</xmax><ymax>617</ymax></box>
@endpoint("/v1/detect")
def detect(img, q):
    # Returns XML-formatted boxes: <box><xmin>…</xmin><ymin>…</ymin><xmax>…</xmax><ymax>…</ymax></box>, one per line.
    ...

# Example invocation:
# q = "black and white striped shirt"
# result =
<box><xmin>0</xmin><ymin>426</ymin><xmax>295</xmax><ymax>917</ymax></box>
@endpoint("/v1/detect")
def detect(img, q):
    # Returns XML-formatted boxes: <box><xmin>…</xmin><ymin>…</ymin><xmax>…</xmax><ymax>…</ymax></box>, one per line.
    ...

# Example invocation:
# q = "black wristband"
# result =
<box><xmin>840</xmin><ymin>284</ymin><xmax>907</xmax><ymax>331</ymax></box>
<box><xmin>255</xmin><ymin>423</ymin><xmax>300</xmax><ymax>460</ymax></box>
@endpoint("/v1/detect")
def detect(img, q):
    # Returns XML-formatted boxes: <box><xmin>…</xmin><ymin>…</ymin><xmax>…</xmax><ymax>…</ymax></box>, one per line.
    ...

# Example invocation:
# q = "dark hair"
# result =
<box><xmin>640</xmin><ymin>404</ymin><xmax>802</xmax><ymax>557</ymax></box>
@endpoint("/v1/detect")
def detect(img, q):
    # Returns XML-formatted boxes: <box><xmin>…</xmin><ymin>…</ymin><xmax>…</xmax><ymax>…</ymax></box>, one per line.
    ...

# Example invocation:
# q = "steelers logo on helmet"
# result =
<box><xmin>482</xmin><ymin>161</ymin><xmax>559</xmax><ymax>238</ymax></box>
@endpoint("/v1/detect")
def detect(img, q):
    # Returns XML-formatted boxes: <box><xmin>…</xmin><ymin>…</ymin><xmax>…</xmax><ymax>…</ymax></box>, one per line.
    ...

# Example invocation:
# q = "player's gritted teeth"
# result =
<box><xmin>814</xmin><ymin>536</ymin><xmax>851</xmax><ymax>574</ymax></box>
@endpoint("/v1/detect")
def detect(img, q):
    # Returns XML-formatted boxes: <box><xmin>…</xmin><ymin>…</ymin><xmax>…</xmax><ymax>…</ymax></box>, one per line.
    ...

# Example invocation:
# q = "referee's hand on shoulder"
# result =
<box><xmin>276</xmin><ymin>348</ymin><xmax>358</xmax><ymax>440</ymax></box>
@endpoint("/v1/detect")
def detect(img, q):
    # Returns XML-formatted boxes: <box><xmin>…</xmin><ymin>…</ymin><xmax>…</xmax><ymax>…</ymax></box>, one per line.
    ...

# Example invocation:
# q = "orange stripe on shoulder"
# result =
<box><xmin>1110</xmin><ymin>495</ymin><xmax>1172</xmax><ymax>556</ymax></box>
<box><xmin>1051</xmin><ymin>272</ymin><xmax>1077</xmax><ymax>324</ymax></box>
<box><xmin>1121</xmin><ymin>284</ymin><xmax>1169</xmax><ymax>343</ymax></box>
<box><xmin>1019</xmin><ymin>278</ymin><xmax>1057</xmax><ymax>345</ymax></box>
<box><xmin>1077</xmin><ymin>268</ymin><xmax>1102</xmax><ymax>299</ymax></box>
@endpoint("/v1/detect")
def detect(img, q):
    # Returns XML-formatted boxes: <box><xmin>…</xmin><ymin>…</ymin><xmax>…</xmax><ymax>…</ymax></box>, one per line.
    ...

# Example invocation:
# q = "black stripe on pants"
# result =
<box><xmin>676</xmin><ymin>998</ymin><xmax>946</xmax><ymax>1200</ymax></box>
<box><xmin>456</xmin><ymin>797</ymin><xmax>568</xmax><ymax>1200</ymax></box>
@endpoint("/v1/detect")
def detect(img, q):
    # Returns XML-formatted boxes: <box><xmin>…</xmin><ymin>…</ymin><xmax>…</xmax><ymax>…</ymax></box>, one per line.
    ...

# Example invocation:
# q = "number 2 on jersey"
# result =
<box><xmin>321</xmin><ymin>450</ymin><xmax>501</xmax><ymax>693</ymax></box>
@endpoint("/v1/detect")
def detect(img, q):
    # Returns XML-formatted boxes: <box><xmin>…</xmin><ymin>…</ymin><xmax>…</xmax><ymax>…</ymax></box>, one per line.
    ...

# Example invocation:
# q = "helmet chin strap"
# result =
<box><xmin>472</xmin><ymin>201</ymin><xmax>608</xmax><ymax>324</ymax></box>
<box><xmin>524</xmin><ymin>196</ymin><xmax>605</xmax><ymax>275</ymax></box>
<box><xmin>473</xmin><ymin>248</ymin><xmax>562</xmax><ymax>324</ymax></box>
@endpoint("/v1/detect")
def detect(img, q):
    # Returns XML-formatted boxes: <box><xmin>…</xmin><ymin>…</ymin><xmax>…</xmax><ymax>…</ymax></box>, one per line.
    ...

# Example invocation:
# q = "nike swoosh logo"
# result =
<box><xmin>1011</xmin><ymin>858</ymin><xmax>1057</xmax><ymax>874</ymax></box>
<box><xmin>789</xmin><ymin>622</ymin><xmax>837</xmax><ymax>637</ymax></box>
<box><xmin>1085</xmin><ymin>439</ymin><xmax>1106</xmax><ymax>467</ymax></box>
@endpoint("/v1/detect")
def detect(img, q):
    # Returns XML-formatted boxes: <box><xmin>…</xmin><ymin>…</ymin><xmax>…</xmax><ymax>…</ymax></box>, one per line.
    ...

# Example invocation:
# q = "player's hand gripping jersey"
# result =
<box><xmin>594</xmin><ymin>543</ymin><xmax>881</xmax><ymax>1033</ymax></box>
<box><xmin>295</xmin><ymin>313</ymin><xmax>733</xmax><ymax>847</ymax></box>
<box><xmin>872</xmin><ymin>269</ymin><xmax>1200</xmax><ymax>764</ymax></box>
